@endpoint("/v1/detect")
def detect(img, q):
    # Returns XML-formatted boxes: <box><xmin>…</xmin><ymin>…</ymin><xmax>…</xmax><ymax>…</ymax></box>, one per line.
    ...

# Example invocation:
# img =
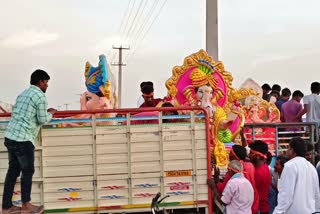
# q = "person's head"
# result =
<box><xmin>310</xmin><ymin>82</ymin><xmax>320</xmax><ymax>94</ymax></box>
<box><xmin>292</xmin><ymin>90</ymin><xmax>304</xmax><ymax>102</ymax></box>
<box><xmin>287</xmin><ymin>137</ymin><xmax>306</xmax><ymax>159</ymax></box>
<box><xmin>141</xmin><ymin>84</ymin><xmax>154</xmax><ymax>106</ymax></box>
<box><xmin>30</xmin><ymin>69</ymin><xmax>50</xmax><ymax>93</ymax></box>
<box><xmin>161</xmin><ymin>102</ymin><xmax>178</xmax><ymax>122</ymax></box>
<box><xmin>305</xmin><ymin>142</ymin><xmax>314</xmax><ymax>163</ymax></box>
<box><xmin>270</xmin><ymin>90</ymin><xmax>280</xmax><ymax>100</ymax></box>
<box><xmin>261</xmin><ymin>83</ymin><xmax>272</xmax><ymax>94</ymax></box>
<box><xmin>274</xmin><ymin>155</ymin><xmax>287</xmax><ymax>175</ymax></box>
<box><xmin>140</xmin><ymin>81</ymin><xmax>153</xmax><ymax>91</ymax></box>
<box><xmin>227</xmin><ymin>160</ymin><xmax>243</xmax><ymax>176</ymax></box>
<box><xmin>272</xmin><ymin>84</ymin><xmax>281</xmax><ymax>93</ymax></box>
<box><xmin>249</xmin><ymin>140</ymin><xmax>268</xmax><ymax>165</ymax></box>
<box><xmin>280</xmin><ymin>88</ymin><xmax>291</xmax><ymax>98</ymax></box>
<box><xmin>229</xmin><ymin>145</ymin><xmax>247</xmax><ymax>161</ymax></box>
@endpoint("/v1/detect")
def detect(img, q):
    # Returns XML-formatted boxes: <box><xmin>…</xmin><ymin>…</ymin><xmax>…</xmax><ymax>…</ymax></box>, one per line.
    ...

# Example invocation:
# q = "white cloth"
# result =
<box><xmin>273</xmin><ymin>157</ymin><xmax>320</xmax><ymax>214</ymax></box>
<box><xmin>137</xmin><ymin>96</ymin><xmax>144</xmax><ymax>107</ymax></box>
<box><xmin>303</xmin><ymin>94</ymin><xmax>320</xmax><ymax>126</ymax></box>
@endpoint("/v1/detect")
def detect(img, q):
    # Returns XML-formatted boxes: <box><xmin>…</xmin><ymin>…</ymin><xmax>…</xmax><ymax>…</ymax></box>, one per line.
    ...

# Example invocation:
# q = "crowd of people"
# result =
<box><xmin>208</xmin><ymin>134</ymin><xmax>320</xmax><ymax>214</ymax></box>
<box><xmin>261</xmin><ymin>82</ymin><xmax>320</xmax><ymax>128</ymax></box>
<box><xmin>208</xmin><ymin>129</ymin><xmax>320</xmax><ymax>214</ymax></box>
<box><xmin>206</xmin><ymin>81</ymin><xmax>320</xmax><ymax>214</ymax></box>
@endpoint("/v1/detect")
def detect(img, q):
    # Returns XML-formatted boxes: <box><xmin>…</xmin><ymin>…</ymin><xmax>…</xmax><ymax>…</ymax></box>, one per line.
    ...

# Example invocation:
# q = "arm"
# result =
<box><xmin>36</xmin><ymin>97</ymin><xmax>53</xmax><ymax>125</ymax></box>
<box><xmin>273</xmin><ymin>165</ymin><xmax>296</xmax><ymax>214</ymax></box>
<box><xmin>240</xmin><ymin>127</ymin><xmax>248</xmax><ymax>147</ymax></box>
<box><xmin>280</xmin><ymin>106</ymin><xmax>285</xmax><ymax>122</ymax></box>
<box><xmin>296</xmin><ymin>104</ymin><xmax>308</xmax><ymax>119</ymax></box>
<box><xmin>315</xmin><ymin>167</ymin><xmax>320</xmax><ymax>211</ymax></box>
<box><xmin>296</xmin><ymin>96</ymin><xmax>308</xmax><ymax>119</ymax></box>
<box><xmin>216</xmin><ymin>172</ymin><xmax>231</xmax><ymax>194</ymax></box>
<box><xmin>221</xmin><ymin>181</ymin><xmax>234</xmax><ymax>206</ymax></box>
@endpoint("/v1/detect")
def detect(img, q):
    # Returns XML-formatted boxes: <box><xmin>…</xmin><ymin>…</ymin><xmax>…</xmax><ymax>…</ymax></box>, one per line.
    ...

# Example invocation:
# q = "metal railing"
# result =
<box><xmin>244</xmin><ymin>122</ymin><xmax>319</xmax><ymax>156</ymax></box>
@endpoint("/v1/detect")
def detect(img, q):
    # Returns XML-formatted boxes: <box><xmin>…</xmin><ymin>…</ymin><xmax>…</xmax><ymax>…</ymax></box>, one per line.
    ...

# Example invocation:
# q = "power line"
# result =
<box><xmin>117</xmin><ymin>0</ymin><xmax>133</xmax><ymax>37</ymax></box>
<box><xmin>121</xmin><ymin>0</ymin><xmax>145</xmax><ymax>45</ymax></box>
<box><xmin>106</xmin><ymin>0</ymin><xmax>132</xmax><ymax>58</ymax></box>
<box><xmin>124</xmin><ymin>0</ymin><xmax>149</xmax><ymax>45</ymax></box>
<box><xmin>127</xmin><ymin>0</ymin><xmax>160</xmax><ymax>47</ymax></box>
<box><xmin>125</xmin><ymin>0</ymin><xmax>168</xmax><ymax>61</ymax></box>
<box><xmin>118</xmin><ymin>0</ymin><xmax>137</xmax><ymax>45</ymax></box>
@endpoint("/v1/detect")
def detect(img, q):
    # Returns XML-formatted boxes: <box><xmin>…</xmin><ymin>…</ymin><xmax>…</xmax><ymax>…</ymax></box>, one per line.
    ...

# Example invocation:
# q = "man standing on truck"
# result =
<box><xmin>1</xmin><ymin>70</ymin><xmax>56</xmax><ymax>214</ymax></box>
<box><xmin>139</xmin><ymin>83</ymin><xmax>163</xmax><ymax>108</ymax></box>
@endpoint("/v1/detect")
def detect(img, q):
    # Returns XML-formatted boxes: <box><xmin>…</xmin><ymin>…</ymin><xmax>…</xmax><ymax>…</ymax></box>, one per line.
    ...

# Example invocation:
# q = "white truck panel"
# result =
<box><xmin>0</xmin><ymin>121</ymin><xmax>210</xmax><ymax>213</ymax></box>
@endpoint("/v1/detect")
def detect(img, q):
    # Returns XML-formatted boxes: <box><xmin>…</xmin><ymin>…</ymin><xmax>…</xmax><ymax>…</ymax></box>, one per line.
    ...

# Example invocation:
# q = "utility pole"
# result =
<box><xmin>111</xmin><ymin>45</ymin><xmax>130</xmax><ymax>108</ymax></box>
<box><xmin>64</xmin><ymin>103</ymin><xmax>70</xmax><ymax>110</ymax></box>
<box><xmin>206</xmin><ymin>0</ymin><xmax>219</xmax><ymax>60</ymax></box>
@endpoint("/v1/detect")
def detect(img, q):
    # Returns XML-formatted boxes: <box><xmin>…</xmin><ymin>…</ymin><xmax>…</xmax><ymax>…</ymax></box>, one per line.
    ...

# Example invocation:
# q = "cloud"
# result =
<box><xmin>1</xmin><ymin>30</ymin><xmax>59</xmax><ymax>48</ymax></box>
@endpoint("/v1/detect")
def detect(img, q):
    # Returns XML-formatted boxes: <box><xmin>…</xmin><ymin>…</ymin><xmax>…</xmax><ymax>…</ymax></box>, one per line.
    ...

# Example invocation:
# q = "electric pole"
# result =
<box><xmin>64</xmin><ymin>103</ymin><xmax>70</xmax><ymax>110</ymax></box>
<box><xmin>111</xmin><ymin>45</ymin><xmax>130</xmax><ymax>108</ymax></box>
<box><xmin>206</xmin><ymin>0</ymin><xmax>219</xmax><ymax>60</ymax></box>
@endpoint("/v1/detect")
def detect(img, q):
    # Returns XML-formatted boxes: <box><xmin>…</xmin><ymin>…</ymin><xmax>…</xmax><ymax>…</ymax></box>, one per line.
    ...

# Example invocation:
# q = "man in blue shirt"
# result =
<box><xmin>2</xmin><ymin>70</ymin><xmax>56</xmax><ymax>214</ymax></box>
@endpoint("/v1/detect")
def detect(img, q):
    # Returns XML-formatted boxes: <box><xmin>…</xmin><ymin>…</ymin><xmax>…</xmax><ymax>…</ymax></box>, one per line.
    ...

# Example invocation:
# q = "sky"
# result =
<box><xmin>0</xmin><ymin>0</ymin><xmax>319</xmax><ymax>110</ymax></box>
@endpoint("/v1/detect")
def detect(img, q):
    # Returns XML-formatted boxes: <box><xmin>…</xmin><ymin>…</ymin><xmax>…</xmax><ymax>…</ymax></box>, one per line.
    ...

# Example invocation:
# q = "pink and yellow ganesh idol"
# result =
<box><xmin>243</xmin><ymin>95</ymin><xmax>280</xmax><ymax>152</ymax></box>
<box><xmin>166</xmin><ymin>50</ymin><xmax>245</xmax><ymax>167</ymax></box>
<box><xmin>61</xmin><ymin>55</ymin><xmax>117</xmax><ymax>127</ymax></box>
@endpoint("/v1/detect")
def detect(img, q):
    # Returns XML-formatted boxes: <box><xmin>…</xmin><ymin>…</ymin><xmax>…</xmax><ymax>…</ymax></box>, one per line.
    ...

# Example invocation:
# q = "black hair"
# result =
<box><xmin>249</xmin><ymin>140</ymin><xmax>268</xmax><ymax>156</ymax></box>
<box><xmin>289</xmin><ymin>137</ymin><xmax>306</xmax><ymax>157</ymax></box>
<box><xmin>141</xmin><ymin>84</ymin><xmax>154</xmax><ymax>94</ymax></box>
<box><xmin>140</xmin><ymin>81</ymin><xmax>153</xmax><ymax>89</ymax></box>
<box><xmin>161</xmin><ymin>102</ymin><xmax>174</xmax><ymax>108</ymax></box>
<box><xmin>292</xmin><ymin>90</ymin><xmax>304</xmax><ymax>98</ymax></box>
<box><xmin>306</xmin><ymin>142</ymin><xmax>314</xmax><ymax>152</ymax></box>
<box><xmin>276</xmin><ymin>155</ymin><xmax>288</xmax><ymax>168</ymax></box>
<box><xmin>311</xmin><ymin>82</ymin><xmax>320</xmax><ymax>94</ymax></box>
<box><xmin>232</xmin><ymin>145</ymin><xmax>247</xmax><ymax>161</ymax></box>
<box><xmin>267</xmin><ymin>152</ymin><xmax>272</xmax><ymax>165</ymax></box>
<box><xmin>262</xmin><ymin>83</ymin><xmax>271</xmax><ymax>91</ymax></box>
<box><xmin>281</xmin><ymin>88</ymin><xmax>291</xmax><ymax>97</ymax></box>
<box><xmin>162</xmin><ymin>102</ymin><xmax>178</xmax><ymax>115</ymax></box>
<box><xmin>30</xmin><ymin>69</ymin><xmax>50</xmax><ymax>85</ymax></box>
<box><xmin>272</xmin><ymin>84</ymin><xmax>281</xmax><ymax>92</ymax></box>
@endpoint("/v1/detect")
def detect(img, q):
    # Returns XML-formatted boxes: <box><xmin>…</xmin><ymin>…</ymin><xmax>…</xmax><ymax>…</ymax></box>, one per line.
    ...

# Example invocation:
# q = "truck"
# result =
<box><xmin>0</xmin><ymin>107</ymin><xmax>213</xmax><ymax>214</ymax></box>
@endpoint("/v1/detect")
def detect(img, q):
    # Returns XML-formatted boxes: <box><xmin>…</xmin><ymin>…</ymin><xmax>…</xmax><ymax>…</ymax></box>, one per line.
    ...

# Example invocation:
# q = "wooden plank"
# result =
<box><xmin>43</xmin><ymin>145</ymin><xmax>93</xmax><ymax>157</ymax></box>
<box><xmin>44</xmin><ymin>165</ymin><xmax>94</xmax><ymax>177</ymax></box>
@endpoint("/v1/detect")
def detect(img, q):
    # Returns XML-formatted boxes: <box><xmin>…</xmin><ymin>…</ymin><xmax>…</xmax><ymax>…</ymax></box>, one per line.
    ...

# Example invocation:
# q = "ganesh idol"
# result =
<box><xmin>60</xmin><ymin>54</ymin><xmax>117</xmax><ymax>127</ymax></box>
<box><xmin>165</xmin><ymin>50</ymin><xmax>252</xmax><ymax>167</ymax></box>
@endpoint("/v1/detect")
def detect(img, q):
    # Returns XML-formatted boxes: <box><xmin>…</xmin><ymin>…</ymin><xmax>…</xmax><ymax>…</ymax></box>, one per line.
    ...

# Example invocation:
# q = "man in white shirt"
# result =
<box><xmin>273</xmin><ymin>137</ymin><xmax>320</xmax><ymax>214</ymax></box>
<box><xmin>297</xmin><ymin>82</ymin><xmax>320</xmax><ymax>126</ymax></box>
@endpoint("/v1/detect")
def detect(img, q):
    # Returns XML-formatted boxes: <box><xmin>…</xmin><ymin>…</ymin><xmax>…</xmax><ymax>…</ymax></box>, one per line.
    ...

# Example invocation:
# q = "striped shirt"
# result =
<box><xmin>5</xmin><ymin>85</ymin><xmax>52</xmax><ymax>144</ymax></box>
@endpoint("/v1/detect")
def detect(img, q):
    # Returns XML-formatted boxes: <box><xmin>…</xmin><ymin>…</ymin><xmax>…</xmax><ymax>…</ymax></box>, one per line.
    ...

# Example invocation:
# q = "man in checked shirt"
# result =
<box><xmin>1</xmin><ymin>70</ymin><xmax>56</xmax><ymax>214</ymax></box>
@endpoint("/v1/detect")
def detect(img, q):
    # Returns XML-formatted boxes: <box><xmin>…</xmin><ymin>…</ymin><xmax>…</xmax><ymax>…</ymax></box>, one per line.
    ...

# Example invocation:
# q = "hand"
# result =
<box><xmin>47</xmin><ymin>108</ymin><xmax>57</xmax><ymax>114</ymax></box>
<box><xmin>207</xmin><ymin>178</ymin><xmax>216</xmax><ymax>189</ymax></box>
<box><xmin>240</xmin><ymin>127</ymin><xmax>245</xmax><ymax>136</ymax></box>
<box><xmin>295</xmin><ymin>115</ymin><xmax>302</xmax><ymax>122</ymax></box>
<box><xmin>214</xmin><ymin>166</ymin><xmax>220</xmax><ymax>178</ymax></box>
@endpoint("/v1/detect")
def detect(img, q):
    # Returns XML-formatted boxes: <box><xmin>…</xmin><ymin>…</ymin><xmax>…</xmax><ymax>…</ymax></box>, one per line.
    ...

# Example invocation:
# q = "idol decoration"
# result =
<box><xmin>60</xmin><ymin>54</ymin><xmax>117</xmax><ymax>127</ymax></box>
<box><xmin>165</xmin><ymin>50</ymin><xmax>257</xmax><ymax>167</ymax></box>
